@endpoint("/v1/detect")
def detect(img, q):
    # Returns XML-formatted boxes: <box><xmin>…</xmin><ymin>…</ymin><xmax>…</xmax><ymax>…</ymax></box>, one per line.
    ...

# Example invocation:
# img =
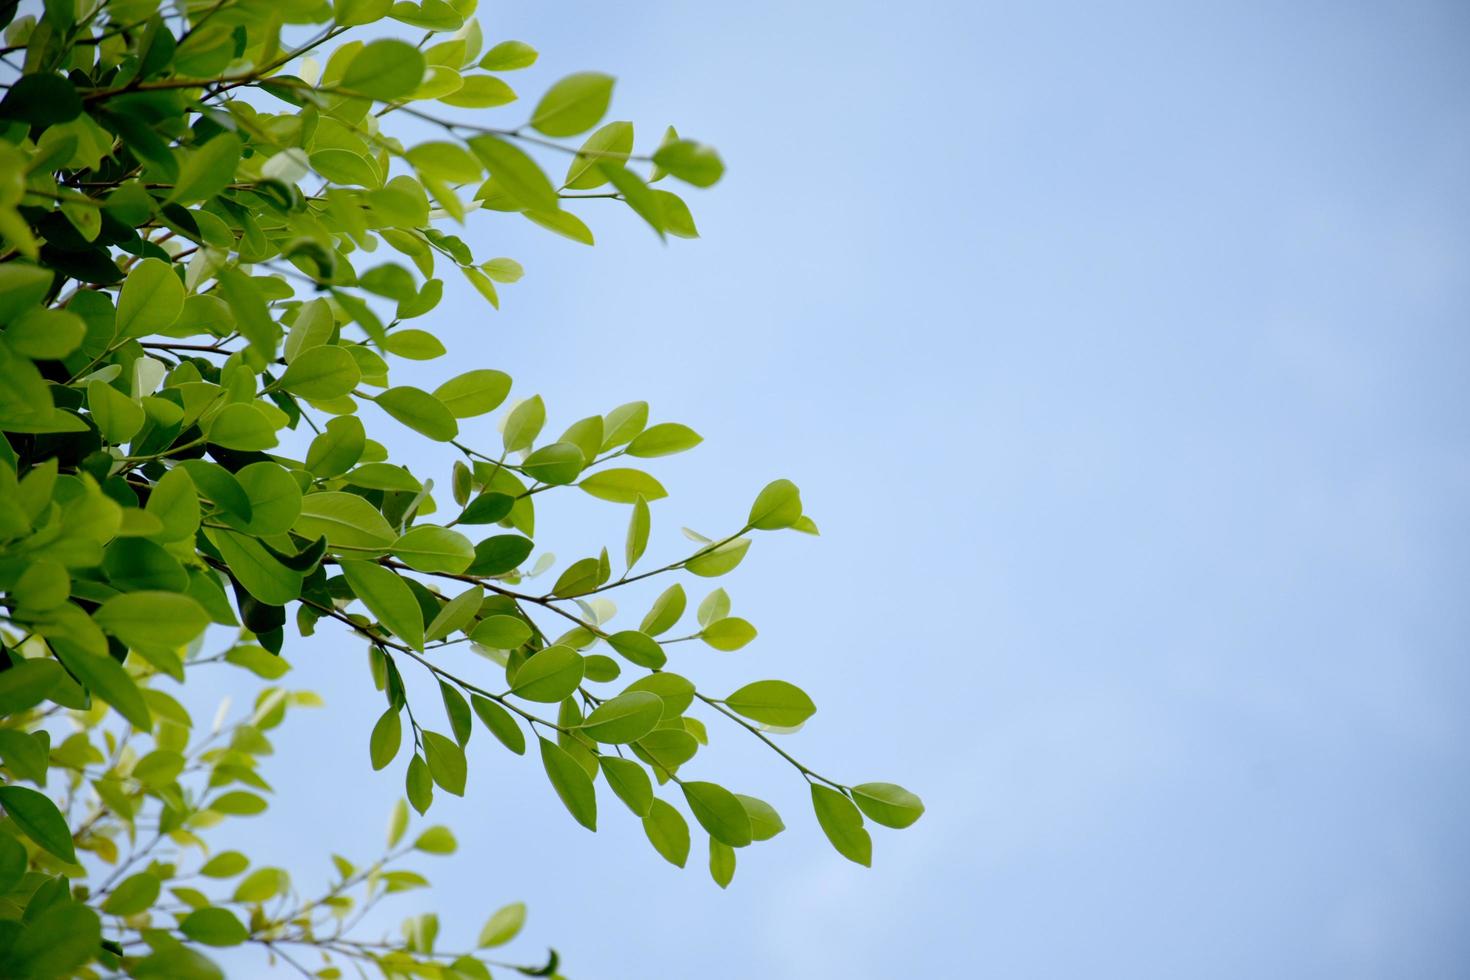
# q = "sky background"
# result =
<box><xmin>185</xmin><ymin>1</ymin><xmax>1470</xmax><ymax>977</ymax></box>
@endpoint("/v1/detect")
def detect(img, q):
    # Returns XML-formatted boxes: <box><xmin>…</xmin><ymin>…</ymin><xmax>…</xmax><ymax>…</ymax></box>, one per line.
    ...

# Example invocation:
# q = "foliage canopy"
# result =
<box><xmin>0</xmin><ymin>0</ymin><xmax>924</xmax><ymax>975</ymax></box>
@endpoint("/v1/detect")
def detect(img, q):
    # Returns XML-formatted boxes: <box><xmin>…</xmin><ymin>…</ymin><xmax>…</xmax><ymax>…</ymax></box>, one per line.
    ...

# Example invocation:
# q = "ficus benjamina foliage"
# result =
<box><xmin>0</xmin><ymin>0</ymin><xmax>925</xmax><ymax>975</ymax></box>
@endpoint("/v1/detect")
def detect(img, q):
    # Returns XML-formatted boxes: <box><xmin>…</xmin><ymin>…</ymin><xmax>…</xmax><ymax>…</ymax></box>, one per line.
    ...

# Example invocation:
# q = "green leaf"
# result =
<box><xmin>579</xmin><ymin>468</ymin><xmax>666</xmax><ymax>504</ymax></box>
<box><xmin>236</xmin><ymin>461</ymin><xmax>303</xmax><ymax>536</ymax></box>
<box><xmin>470</xmin><ymin>614</ymin><xmax>532</xmax><ymax>649</ymax></box>
<box><xmin>180</xmin><ymin>907</ymin><xmax>248</xmax><ymax>946</ymax></box>
<box><xmin>0</xmin><ymin>730</ymin><xmax>49</xmax><ymax>783</ymax></box>
<box><xmin>522</xmin><ymin>442</ymin><xmax>585</xmax><ymax>485</ymax></box>
<box><xmin>627</xmin><ymin>422</ymin><xmax>702</xmax><ymax>458</ymax></box>
<box><xmin>0</xmin><ymin>902</ymin><xmax>101</xmax><ymax>979</ymax></box>
<box><xmin>639</xmin><ymin>583</ymin><xmax>686</xmax><ymax>636</ymax></box>
<box><xmin>584</xmin><ymin>653</ymin><xmax>620</xmax><ymax>682</ymax></box>
<box><xmin>423</xmin><ymin>730</ymin><xmax>467</xmax><ymax>796</ymax></box>
<box><xmin>233</xmin><ymin>867</ymin><xmax>288</xmax><ymax>902</ymax></box>
<box><xmin>479</xmin><ymin>40</ymin><xmax>538</xmax><ymax>71</ymax></box>
<box><xmin>703</xmin><ymin>616</ymin><xmax>757</xmax><ymax>651</ymax></box>
<box><xmin>405</xmin><ymin>142</ymin><xmax>483</xmax><ymax>184</ymax></box>
<box><xmin>851</xmin><ymin>782</ymin><xmax>926</xmax><ymax>829</ymax></box>
<box><xmin>501</xmin><ymin>394</ymin><xmax>545</xmax><ymax>452</ymax></box>
<box><xmin>461</xmin><ymin>266</ymin><xmax>500</xmax><ymax>309</ymax></box>
<box><xmin>206</xmin><ymin>529</ymin><xmax>303</xmax><ymax>605</ymax></box>
<box><xmin>426</xmin><ymin>585</ymin><xmax>482</xmax><ymax>641</ymax></box>
<box><xmin>654</xmin><ymin>188</ymin><xmax>700</xmax><ymax>239</ymax></box>
<box><xmin>482</xmin><ymin>257</ymin><xmax>524</xmax><ymax>283</ymax></box>
<box><xmin>214</xmin><ymin>268</ymin><xmax>280</xmax><ymax>354</ymax></box>
<box><xmin>211</xmin><ymin>791</ymin><xmax>267</xmax><ymax>815</ymax></box>
<box><xmin>7</xmin><ymin>308</ymin><xmax>83</xmax><ymax>358</ymax></box>
<box><xmin>530</xmin><ymin>72</ymin><xmax>615</xmax><ymax>137</ymax></box>
<box><xmin>0</xmin><ymin>263</ymin><xmax>53</xmax><ymax>324</ymax></box>
<box><xmin>207</xmin><ymin>403</ymin><xmax>278</xmax><ymax>451</ymax></box>
<box><xmin>709</xmin><ymin>838</ymin><xmax>736</xmax><ymax>888</ymax></box>
<box><xmin>466</xmin><ymin>534</ymin><xmax>534</xmax><ymax>576</ymax></box>
<box><xmin>811</xmin><ymin>785</ymin><xmax>872</xmax><ymax>866</ymax></box>
<box><xmin>641</xmin><ymin>797</ymin><xmax>689</xmax><ymax>867</ymax></box>
<box><xmin>440</xmin><ymin>681</ymin><xmax>473</xmax><ymax>745</ymax></box>
<box><xmin>606</xmin><ymin>630</ymin><xmax>665</xmax><ymax>669</ymax></box>
<box><xmin>406</xmin><ymin>754</ymin><xmax>433</xmax><ymax>814</ymax></box>
<box><xmin>651</xmin><ymin>139</ymin><xmax>725</xmax><ymax>188</ymax></box>
<box><xmin>510</xmin><ymin>646</ymin><xmax>584</xmax><ymax>702</ymax></box>
<box><xmin>278</xmin><ymin>345</ymin><xmax>361</xmax><ymax>400</ymax></box>
<box><xmin>0</xmin><ymin>785</ymin><xmax>76</xmax><ymax>862</ymax></box>
<box><xmin>102</xmin><ymin>872</ymin><xmax>162</xmax><ymax>915</ymax></box>
<box><xmin>538</xmin><ymin>737</ymin><xmax>596</xmax><ymax>830</ymax></box>
<box><xmin>0</xmin><ymin>70</ymin><xmax>80</xmax><ymax>121</ymax></box>
<box><xmin>471</xmin><ymin>695</ymin><xmax>525</xmax><ymax>754</ymax></box>
<box><xmin>132</xmin><ymin>749</ymin><xmax>184</xmax><ymax>788</ymax></box>
<box><xmin>551</xmin><ymin>556</ymin><xmax>602</xmax><ymax>598</ymax></box>
<box><xmin>564</xmin><ymin>120</ymin><xmax>633</xmax><ymax>189</ymax></box>
<box><xmin>340</xmin><ymin>560</ymin><xmax>425</xmax><ymax>650</ymax></box>
<box><xmin>146</xmin><ymin>466</ymin><xmax>200</xmax><ymax>541</ymax></box>
<box><xmin>748</xmin><ymin>478</ymin><xmax>802</xmax><ymax>530</ymax></box>
<box><xmin>557</xmin><ymin>414</ymin><xmax>602</xmax><ymax>463</ymax></box>
<box><xmin>0</xmin><ymin>658</ymin><xmax>60</xmax><ymax>719</ymax></box>
<box><xmin>284</xmin><ymin>298</ymin><xmax>334</xmax><ymax>361</ymax></box>
<box><xmin>87</xmin><ymin>380</ymin><xmax>144</xmax><ymax>443</ymax></box>
<box><xmin>369</xmin><ymin>707</ymin><xmax>401</xmax><ymax>770</ymax></box>
<box><xmin>697</xmin><ymin>588</ymin><xmax>730</xmax><ymax>627</ymax></box>
<box><xmin>467</xmin><ymin>136</ymin><xmax>558</xmax><ymax>212</ymax></box>
<box><xmin>223</xmin><ymin>645</ymin><xmax>289</xmax><ymax>680</ymax></box>
<box><xmin>169</xmin><ymin>132</ymin><xmax>242</xmax><ymax>206</ymax></box>
<box><xmin>310</xmin><ymin>148</ymin><xmax>381</xmax><ymax>188</ymax></box>
<box><xmin>579</xmin><ymin>691</ymin><xmax>662</xmax><ymax>743</ymax></box>
<box><xmin>413</xmin><ymin>825</ymin><xmax>457</xmax><ymax>854</ymax></box>
<box><xmin>130</xmin><ymin>947</ymin><xmax>224</xmax><ymax>980</ymax></box>
<box><xmin>393</xmin><ymin>525</ymin><xmax>474</xmax><ymax>573</ymax></box>
<box><xmin>115</xmin><ymin>257</ymin><xmax>183</xmax><ymax>337</ymax></box>
<box><xmin>295</xmin><ymin>491</ymin><xmax>396</xmax><ymax>551</ymax></box>
<box><xmin>723</xmin><ymin>679</ymin><xmax>816</xmax><ymax>727</ymax></box>
<box><xmin>376</xmin><ymin>386</ymin><xmax>459</xmax><ymax>441</ymax></box>
<box><xmin>477</xmin><ymin>902</ymin><xmax>527</xmax><ymax>948</ymax></box>
<box><xmin>459</xmin><ymin>492</ymin><xmax>514</xmax><ymax>525</ymax></box>
<box><xmin>199</xmin><ymin>851</ymin><xmax>249</xmax><ymax>878</ymax></box>
<box><xmin>626</xmin><ymin>495</ymin><xmax>650</xmax><ymax>569</ymax></box>
<box><xmin>306</xmin><ymin>416</ymin><xmax>366</xmax><ymax>478</ymax></box>
<box><xmin>383</xmin><ymin>327</ymin><xmax>449</xmax><ymax>360</ymax></box>
<box><xmin>342</xmin><ymin>39</ymin><xmax>427</xmax><ymax>100</ymax></box>
<box><xmin>441</xmin><ymin>75</ymin><xmax>518</xmax><ymax>108</ymax></box>
<box><xmin>387</xmin><ymin>799</ymin><xmax>409</xmax><ymax>848</ymax></box>
<box><xmin>735</xmin><ymin>794</ymin><xmax>785</xmax><ymax>841</ymax></box>
<box><xmin>600</xmin><ymin>756</ymin><xmax>653</xmax><ymax>816</ymax></box>
<box><xmin>335</xmin><ymin>0</ymin><xmax>393</xmax><ymax>26</ymax></box>
<box><xmin>598</xmin><ymin>162</ymin><xmax>664</xmax><ymax>237</ymax></box>
<box><xmin>524</xmin><ymin>208</ymin><xmax>594</xmax><ymax>244</ymax></box>
<box><xmin>682</xmin><ymin>780</ymin><xmax>752</xmax><ymax>847</ymax></box>
<box><xmin>345</xmin><ymin>462</ymin><xmax>422</xmax><ymax>492</ymax></box>
<box><xmin>624</xmin><ymin>672</ymin><xmax>696</xmax><ymax>719</ymax></box>
<box><xmin>94</xmin><ymin>591</ymin><xmax>208</xmax><ymax>649</ymax></box>
<box><xmin>633</xmin><ymin>728</ymin><xmax>698</xmax><ymax>773</ymax></box>
<box><xmin>685</xmin><ymin>537</ymin><xmax>751</xmax><ymax>577</ymax></box>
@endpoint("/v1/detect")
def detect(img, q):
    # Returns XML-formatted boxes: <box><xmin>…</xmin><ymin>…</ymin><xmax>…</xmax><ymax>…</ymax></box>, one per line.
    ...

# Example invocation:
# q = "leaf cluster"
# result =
<box><xmin>0</xmin><ymin>0</ymin><xmax>923</xmax><ymax>975</ymax></box>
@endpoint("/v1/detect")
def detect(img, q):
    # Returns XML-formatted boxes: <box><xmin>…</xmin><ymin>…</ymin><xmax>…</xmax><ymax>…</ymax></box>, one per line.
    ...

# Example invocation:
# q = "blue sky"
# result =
<box><xmin>191</xmin><ymin>1</ymin><xmax>1470</xmax><ymax>977</ymax></box>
